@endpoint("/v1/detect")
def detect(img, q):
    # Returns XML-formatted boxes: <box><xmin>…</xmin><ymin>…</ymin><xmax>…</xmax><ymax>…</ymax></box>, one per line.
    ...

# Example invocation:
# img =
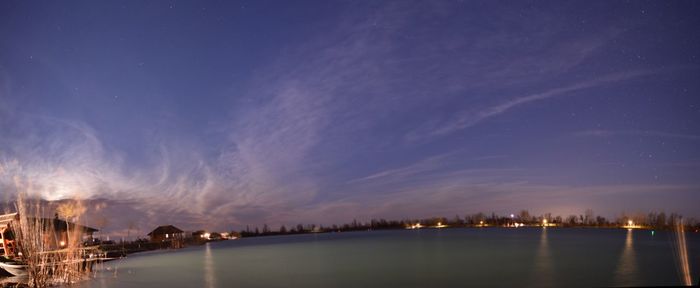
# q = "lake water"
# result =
<box><xmin>77</xmin><ymin>228</ymin><xmax>699</xmax><ymax>287</ymax></box>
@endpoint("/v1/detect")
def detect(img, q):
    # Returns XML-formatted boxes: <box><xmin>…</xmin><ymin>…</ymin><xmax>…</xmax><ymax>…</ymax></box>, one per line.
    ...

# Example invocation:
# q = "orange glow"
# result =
<box><xmin>624</xmin><ymin>220</ymin><xmax>640</xmax><ymax>229</ymax></box>
<box><xmin>408</xmin><ymin>223</ymin><xmax>424</xmax><ymax>229</ymax></box>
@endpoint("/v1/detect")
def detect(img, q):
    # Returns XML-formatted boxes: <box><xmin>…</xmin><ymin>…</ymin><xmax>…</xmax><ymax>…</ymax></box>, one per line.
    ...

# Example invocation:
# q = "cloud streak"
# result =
<box><xmin>410</xmin><ymin>69</ymin><xmax>659</xmax><ymax>139</ymax></box>
<box><xmin>575</xmin><ymin>129</ymin><xmax>700</xmax><ymax>141</ymax></box>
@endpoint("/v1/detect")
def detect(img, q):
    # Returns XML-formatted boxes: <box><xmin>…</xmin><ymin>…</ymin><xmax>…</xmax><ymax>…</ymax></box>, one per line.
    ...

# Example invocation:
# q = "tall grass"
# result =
<box><xmin>12</xmin><ymin>181</ymin><xmax>93</xmax><ymax>287</ymax></box>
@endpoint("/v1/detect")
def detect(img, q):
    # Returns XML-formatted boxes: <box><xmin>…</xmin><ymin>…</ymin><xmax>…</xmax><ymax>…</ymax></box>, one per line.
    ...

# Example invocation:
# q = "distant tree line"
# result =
<box><xmin>237</xmin><ymin>209</ymin><xmax>699</xmax><ymax>238</ymax></box>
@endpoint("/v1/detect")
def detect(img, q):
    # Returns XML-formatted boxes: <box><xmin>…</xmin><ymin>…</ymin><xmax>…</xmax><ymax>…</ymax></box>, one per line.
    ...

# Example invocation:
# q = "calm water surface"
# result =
<box><xmin>78</xmin><ymin>228</ymin><xmax>700</xmax><ymax>287</ymax></box>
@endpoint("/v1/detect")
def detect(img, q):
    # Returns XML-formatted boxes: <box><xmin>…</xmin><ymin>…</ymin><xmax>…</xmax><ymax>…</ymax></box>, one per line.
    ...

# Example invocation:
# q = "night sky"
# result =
<box><xmin>1</xmin><ymin>1</ymin><xmax>699</xmax><ymax>234</ymax></box>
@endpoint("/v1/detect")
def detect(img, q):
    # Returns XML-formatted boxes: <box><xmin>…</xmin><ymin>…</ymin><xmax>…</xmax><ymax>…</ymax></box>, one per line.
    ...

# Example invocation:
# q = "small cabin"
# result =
<box><xmin>148</xmin><ymin>225</ymin><xmax>184</xmax><ymax>247</ymax></box>
<box><xmin>0</xmin><ymin>212</ymin><xmax>98</xmax><ymax>257</ymax></box>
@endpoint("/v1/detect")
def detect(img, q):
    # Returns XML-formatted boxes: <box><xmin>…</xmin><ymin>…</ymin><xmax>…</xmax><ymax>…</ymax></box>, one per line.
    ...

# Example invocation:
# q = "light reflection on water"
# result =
<box><xmin>65</xmin><ymin>228</ymin><xmax>697</xmax><ymax>288</ymax></box>
<box><xmin>531</xmin><ymin>227</ymin><xmax>554</xmax><ymax>287</ymax></box>
<box><xmin>204</xmin><ymin>243</ymin><xmax>217</xmax><ymax>288</ymax></box>
<box><xmin>614</xmin><ymin>228</ymin><xmax>638</xmax><ymax>286</ymax></box>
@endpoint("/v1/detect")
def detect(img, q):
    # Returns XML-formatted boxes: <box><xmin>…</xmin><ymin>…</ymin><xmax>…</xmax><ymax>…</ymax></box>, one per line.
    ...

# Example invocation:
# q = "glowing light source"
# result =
<box><xmin>624</xmin><ymin>219</ymin><xmax>640</xmax><ymax>229</ymax></box>
<box><xmin>408</xmin><ymin>223</ymin><xmax>423</xmax><ymax>229</ymax></box>
<box><xmin>59</xmin><ymin>241</ymin><xmax>66</xmax><ymax>247</ymax></box>
<box><xmin>542</xmin><ymin>219</ymin><xmax>548</xmax><ymax>227</ymax></box>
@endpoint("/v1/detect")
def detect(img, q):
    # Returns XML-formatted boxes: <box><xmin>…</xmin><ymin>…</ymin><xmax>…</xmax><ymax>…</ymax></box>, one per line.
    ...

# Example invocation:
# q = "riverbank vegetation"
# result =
<box><xmin>238</xmin><ymin>210</ymin><xmax>700</xmax><ymax>238</ymax></box>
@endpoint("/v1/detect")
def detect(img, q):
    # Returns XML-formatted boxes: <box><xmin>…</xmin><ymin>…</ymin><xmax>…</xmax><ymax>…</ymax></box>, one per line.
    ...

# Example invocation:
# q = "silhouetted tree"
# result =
<box><xmin>656</xmin><ymin>212</ymin><xmax>667</xmax><ymax>228</ymax></box>
<box><xmin>585</xmin><ymin>209</ymin><xmax>594</xmax><ymax>225</ymax></box>
<box><xmin>452</xmin><ymin>215</ymin><xmax>463</xmax><ymax>225</ymax></box>
<box><xmin>518</xmin><ymin>210</ymin><xmax>531</xmax><ymax>223</ymax></box>
<box><xmin>596</xmin><ymin>216</ymin><xmax>607</xmax><ymax>226</ymax></box>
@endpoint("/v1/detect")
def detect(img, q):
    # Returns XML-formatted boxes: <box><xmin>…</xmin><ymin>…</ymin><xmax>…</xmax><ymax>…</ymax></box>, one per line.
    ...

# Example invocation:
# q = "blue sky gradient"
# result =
<box><xmin>1</xmin><ymin>1</ymin><xmax>699</xmax><ymax>233</ymax></box>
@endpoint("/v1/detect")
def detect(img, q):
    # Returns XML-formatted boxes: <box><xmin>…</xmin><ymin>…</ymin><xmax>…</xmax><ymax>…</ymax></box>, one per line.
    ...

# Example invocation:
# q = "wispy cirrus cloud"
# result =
<box><xmin>203</xmin><ymin>4</ymin><xmax>420</xmax><ymax>225</ymax></box>
<box><xmin>346</xmin><ymin>153</ymin><xmax>455</xmax><ymax>184</ymax></box>
<box><xmin>1</xmin><ymin>1</ymin><xmax>432</xmax><ymax>230</ymax></box>
<box><xmin>574</xmin><ymin>129</ymin><xmax>700</xmax><ymax>140</ymax></box>
<box><xmin>0</xmin><ymin>114</ymin><xmax>224</xmax><ymax>230</ymax></box>
<box><xmin>2</xmin><ymin>1</ymin><xmax>699</xmax><ymax>234</ymax></box>
<box><xmin>408</xmin><ymin>69</ymin><xmax>659</xmax><ymax>140</ymax></box>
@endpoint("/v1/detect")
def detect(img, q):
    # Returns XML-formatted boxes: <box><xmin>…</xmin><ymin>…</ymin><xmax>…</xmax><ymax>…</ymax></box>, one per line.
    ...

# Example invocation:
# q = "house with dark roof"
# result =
<box><xmin>0</xmin><ymin>212</ymin><xmax>99</xmax><ymax>257</ymax></box>
<box><xmin>147</xmin><ymin>225</ymin><xmax>184</xmax><ymax>247</ymax></box>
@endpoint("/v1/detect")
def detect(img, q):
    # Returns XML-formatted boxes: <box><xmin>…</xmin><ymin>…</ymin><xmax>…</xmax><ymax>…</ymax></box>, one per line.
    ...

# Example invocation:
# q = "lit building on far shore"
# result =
<box><xmin>148</xmin><ymin>225</ymin><xmax>184</xmax><ymax>248</ymax></box>
<box><xmin>541</xmin><ymin>219</ymin><xmax>557</xmax><ymax>227</ymax></box>
<box><xmin>623</xmin><ymin>220</ymin><xmax>641</xmax><ymax>229</ymax></box>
